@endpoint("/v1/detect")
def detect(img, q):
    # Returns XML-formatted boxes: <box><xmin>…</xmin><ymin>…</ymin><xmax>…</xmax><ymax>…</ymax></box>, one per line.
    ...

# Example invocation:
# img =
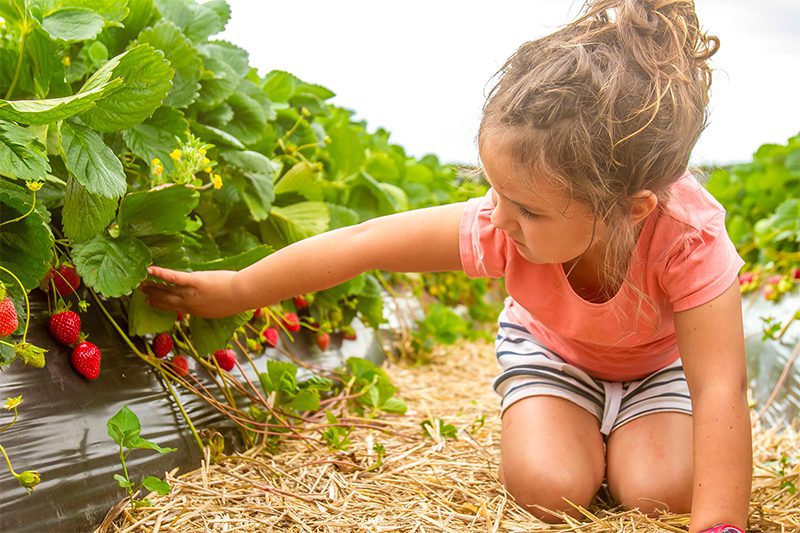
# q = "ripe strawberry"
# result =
<box><xmin>152</xmin><ymin>333</ymin><xmax>173</xmax><ymax>358</ymax></box>
<box><xmin>792</xmin><ymin>267</ymin><xmax>800</xmax><ymax>280</ymax></box>
<box><xmin>292</xmin><ymin>296</ymin><xmax>308</xmax><ymax>310</ymax></box>
<box><xmin>48</xmin><ymin>310</ymin><xmax>81</xmax><ymax>346</ymax></box>
<box><xmin>0</xmin><ymin>297</ymin><xmax>18</xmax><ymax>337</ymax></box>
<box><xmin>176</xmin><ymin>311</ymin><xmax>185</xmax><ymax>322</ymax></box>
<box><xmin>253</xmin><ymin>307</ymin><xmax>263</xmax><ymax>319</ymax></box>
<box><xmin>262</xmin><ymin>327</ymin><xmax>278</xmax><ymax>347</ymax></box>
<box><xmin>315</xmin><ymin>331</ymin><xmax>330</xmax><ymax>351</ymax></box>
<box><xmin>71</xmin><ymin>341</ymin><xmax>101</xmax><ymax>380</ymax></box>
<box><xmin>738</xmin><ymin>272</ymin><xmax>754</xmax><ymax>286</ymax></box>
<box><xmin>282</xmin><ymin>312</ymin><xmax>301</xmax><ymax>332</ymax></box>
<box><xmin>53</xmin><ymin>264</ymin><xmax>81</xmax><ymax>297</ymax></box>
<box><xmin>342</xmin><ymin>326</ymin><xmax>357</xmax><ymax>341</ymax></box>
<box><xmin>213</xmin><ymin>348</ymin><xmax>236</xmax><ymax>371</ymax></box>
<box><xmin>171</xmin><ymin>355</ymin><xmax>189</xmax><ymax>377</ymax></box>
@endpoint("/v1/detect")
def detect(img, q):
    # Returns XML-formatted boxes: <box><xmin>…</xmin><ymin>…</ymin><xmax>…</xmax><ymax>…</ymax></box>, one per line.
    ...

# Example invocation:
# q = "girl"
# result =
<box><xmin>141</xmin><ymin>1</ymin><xmax>751</xmax><ymax>531</ymax></box>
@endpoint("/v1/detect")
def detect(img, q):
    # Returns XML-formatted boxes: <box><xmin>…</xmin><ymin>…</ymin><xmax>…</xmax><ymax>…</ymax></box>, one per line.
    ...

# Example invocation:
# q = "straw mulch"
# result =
<box><xmin>101</xmin><ymin>339</ymin><xmax>800</xmax><ymax>532</ymax></box>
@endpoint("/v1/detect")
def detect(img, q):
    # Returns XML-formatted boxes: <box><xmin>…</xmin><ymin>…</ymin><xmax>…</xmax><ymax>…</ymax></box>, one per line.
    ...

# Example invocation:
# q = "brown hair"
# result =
<box><xmin>478</xmin><ymin>0</ymin><xmax>719</xmax><ymax>302</ymax></box>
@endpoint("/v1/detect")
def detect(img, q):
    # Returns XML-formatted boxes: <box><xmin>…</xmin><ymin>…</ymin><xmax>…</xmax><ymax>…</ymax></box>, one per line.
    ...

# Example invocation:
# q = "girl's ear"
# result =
<box><xmin>630</xmin><ymin>190</ymin><xmax>658</xmax><ymax>224</ymax></box>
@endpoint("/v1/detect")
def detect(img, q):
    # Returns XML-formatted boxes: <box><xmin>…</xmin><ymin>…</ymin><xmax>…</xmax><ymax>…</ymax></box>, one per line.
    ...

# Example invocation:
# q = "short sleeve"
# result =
<box><xmin>660</xmin><ymin>211</ymin><xmax>745</xmax><ymax>312</ymax></box>
<box><xmin>459</xmin><ymin>188</ymin><xmax>509</xmax><ymax>279</ymax></box>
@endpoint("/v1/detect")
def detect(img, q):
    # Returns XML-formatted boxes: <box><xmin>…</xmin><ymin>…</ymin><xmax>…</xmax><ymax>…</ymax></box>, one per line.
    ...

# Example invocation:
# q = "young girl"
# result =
<box><xmin>141</xmin><ymin>1</ymin><xmax>751</xmax><ymax>531</ymax></box>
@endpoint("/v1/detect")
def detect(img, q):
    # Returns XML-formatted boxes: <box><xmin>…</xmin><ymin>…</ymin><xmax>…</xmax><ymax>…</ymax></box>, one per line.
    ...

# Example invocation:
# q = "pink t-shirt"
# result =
<box><xmin>459</xmin><ymin>171</ymin><xmax>745</xmax><ymax>381</ymax></box>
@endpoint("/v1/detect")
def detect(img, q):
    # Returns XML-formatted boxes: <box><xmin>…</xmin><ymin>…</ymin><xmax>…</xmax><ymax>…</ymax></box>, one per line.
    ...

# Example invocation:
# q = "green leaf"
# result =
<box><xmin>80</xmin><ymin>44</ymin><xmax>174</xmax><ymax>132</ymax></box>
<box><xmin>117</xmin><ymin>185</ymin><xmax>199</xmax><ymax>237</ymax></box>
<box><xmin>60</xmin><ymin>0</ymin><xmax>130</xmax><ymax>22</ymax></box>
<box><xmin>137</xmin><ymin>19</ymin><xmax>202</xmax><ymax>108</ymax></box>
<box><xmin>327</xmin><ymin>204</ymin><xmax>360</xmax><ymax>230</ymax></box>
<box><xmin>189</xmin><ymin>312</ymin><xmax>251</xmax><ymax>355</ymax></box>
<box><xmin>269</xmin><ymin>202</ymin><xmax>329</xmax><ymax>242</ymax></box>
<box><xmin>139</xmin><ymin>233</ymin><xmax>190</xmax><ymax>270</ymax></box>
<box><xmin>327</xmin><ymin>113</ymin><xmax>364</xmax><ymax>179</ymax></box>
<box><xmin>128</xmin><ymin>289</ymin><xmax>177</xmax><ymax>336</ymax></box>
<box><xmin>123</xmin><ymin>106</ymin><xmax>188</xmax><ymax>165</ymax></box>
<box><xmin>41</xmin><ymin>8</ymin><xmax>105</xmax><ymax>42</ymax></box>
<box><xmin>0</xmin><ymin>180</ymin><xmax>54</xmax><ymax>291</ymax></box>
<box><xmin>62</xmin><ymin>176</ymin><xmax>118</xmax><ymax>242</ymax></box>
<box><xmin>274</xmin><ymin>161</ymin><xmax>321</xmax><ymax>200</ymax></box>
<box><xmin>0</xmin><ymin>121</ymin><xmax>50</xmax><ymax>181</ymax></box>
<box><xmin>220</xmin><ymin>79</ymin><xmax>270</xmax><ymax>145</ymax></box>
<box><xmin>129</xmin><ymin>436</ymin><xmax>176</xmax><ymax>454</ymax></box>
<box><xmin>59</xmin><ymin>119</ymin><xmax>126</xmax><ymax>199</ymax></box>
<box><xmin>190</xmin><ymin>244</ymin><xmax>272</xmax><ymax>272</ymax></box>
<box><xmin>26</xmin><ymin>27</ymin><xmax>69</xmax><ymax>98</ymax></box>
<box><xmin>195</xmin><ymin>41</ymin><xmax>249</xmax><ymax>110</ymax></box>
<box><xmin>380</xmin><ymin>396</ymin><xmax>407</xmax><ymax>414</ymax></box>
<box><xmin>154</xmin><ymin>0</ymin><xmax>228</xmax><ymax>43</ymax></box>
<box><xmin>259</xmin><ymin>360</ymin><xmax>298</xmax><ymax>394</ymax></box>
<box><xmin>222</xmin><ymin>149</ymin><xmax>277</xmax><ymax>221</ymax></box>
<box><xmin>289</xmin><ymin>388</ymin><xmax>320</xmax><ymax>412</ymax></box>
<box><xmin>107</xmin><ymin>405</ymin><xmax>141</xmax><ymax>447</ymax></box>
<box><xmin>142</xmin><ymin>476</ymin><xmax>171</xmax><ymax>495</ymax></box>
<box><xmin>114</xmin><ymin>474</ymin><xmax>133</xmax><ymax>489</ymax></box>
<box><xmin>72</xmin><ymin>233</ymin><xmax>151</xmax><ymax>297</ymax></box>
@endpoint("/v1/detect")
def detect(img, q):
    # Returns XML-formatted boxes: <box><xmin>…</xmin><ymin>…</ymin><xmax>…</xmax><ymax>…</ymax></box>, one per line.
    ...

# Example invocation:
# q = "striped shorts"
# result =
<box><xmin>492</xmin><ymin>311</ymin><xmax>693</xmax><ymax>436</ymax></box>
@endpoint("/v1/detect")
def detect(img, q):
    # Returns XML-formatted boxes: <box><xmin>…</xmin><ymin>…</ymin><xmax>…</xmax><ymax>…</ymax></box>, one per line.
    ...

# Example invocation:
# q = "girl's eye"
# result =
<box><xmin>518</xmin><ymin>206</ymin><xmax>539</xmax><ymax>220</ymax></box>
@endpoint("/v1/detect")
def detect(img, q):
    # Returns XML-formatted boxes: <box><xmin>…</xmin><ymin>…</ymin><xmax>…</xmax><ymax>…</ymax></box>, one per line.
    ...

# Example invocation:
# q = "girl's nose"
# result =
<box><xmin>489</xmin><ymin>201</ymin><xmax>516</xmax><ymax>232</ymax></box>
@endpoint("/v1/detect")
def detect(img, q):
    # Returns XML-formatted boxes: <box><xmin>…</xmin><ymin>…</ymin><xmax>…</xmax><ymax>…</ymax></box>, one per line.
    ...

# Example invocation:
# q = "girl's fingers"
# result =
<box><xmin>147</xmin><ymin>265</ymin><xmax>192</xmax><ymax>286</ymax></box>
<box><xmin>143</xmin><ymin>287</ymin><xmax>186</xmax><ymax>310</ymax></box>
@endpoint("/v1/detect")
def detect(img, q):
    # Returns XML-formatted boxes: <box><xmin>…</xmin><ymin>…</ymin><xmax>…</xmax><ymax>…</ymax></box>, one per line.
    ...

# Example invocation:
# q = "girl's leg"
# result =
<box><xmin>606</xmin><ymin>412</ymin><xmax>693</xmax><ymax>514</ymax></box>
<box><xmin>499</xmin><ymin>395</ymin><xmax>606</xmax><ymax>522</ymax></box>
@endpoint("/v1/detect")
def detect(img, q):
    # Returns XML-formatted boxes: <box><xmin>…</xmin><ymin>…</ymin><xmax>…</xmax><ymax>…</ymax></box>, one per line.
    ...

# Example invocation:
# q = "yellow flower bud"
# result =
<box><xmin>202</xmin><ymin>157</ymin><xmax>211</xmax><ymax>166</ymax></box>
<box><xmin>26</xmin><ymin>181</ymin><xmax>43</xmax><ymax>191</ymax></box>
<box><xmin>169</xmin><ymin>149</ymin><xmax>182</xmax><ymax>161</ymax></box>
<box><xmin>203</xmin><ymin>167</ymin><xmax>212</xmax><ymax>173</ymax></box>
<box><xmin>199</xmin><ymin>148</ymin><xmax>207</xmax><ymax>156</ymax></box>
<box><xmin>151</xmin><ymin>158</ymin><xmax>161</xmax><ymax>165</ymax></box>
<box><xmin>63</xmin><ymin>56</ymin><xmax>71</xmax><ymax>66</ymax></box>
<box><xmin>4</xmin><ymin>395</ymin><xmax>22</xmax><ymax>410</ymax></box>
<box><xmin>212</xmin><ymin>174</ymin><xmax>223</xmax><ymax>189</ymax></box>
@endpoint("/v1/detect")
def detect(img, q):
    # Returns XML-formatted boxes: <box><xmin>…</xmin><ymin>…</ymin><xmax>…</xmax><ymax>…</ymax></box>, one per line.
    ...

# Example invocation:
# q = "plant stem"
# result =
<box><xmin>119</xmin><ymin>447</ymin><xmax>134</xmax><ymax>500</ymax></box>
<box><xmin>161</xmin><ymin>371</ymin><xmax>204</xmax><ymax>453</ymax></box>
<box><xmin>0</xmin><ymin>190</ymin><xmax>36</xmax><ymax>228</ymax></box>
<box><xmin>5</xmin><ymin>2</ymin><xmax>29</xmax><ymax>100</ymax></box>
<box><xmin>0</xmin><ymin>442</ymin><xmax>18</xmax><ymax>477</ymax></box>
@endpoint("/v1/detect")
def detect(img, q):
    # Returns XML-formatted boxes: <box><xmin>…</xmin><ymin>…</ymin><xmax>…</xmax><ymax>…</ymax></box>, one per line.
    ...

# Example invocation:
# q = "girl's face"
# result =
<box><xmin>479</xmin><ymin>136</ymin><xmax>601</xmax><ymax>266</ymax></box>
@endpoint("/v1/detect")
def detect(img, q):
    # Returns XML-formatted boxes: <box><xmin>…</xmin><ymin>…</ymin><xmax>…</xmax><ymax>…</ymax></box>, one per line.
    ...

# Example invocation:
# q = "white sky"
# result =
<box><xmin>220</xmin><ymin>1</ymin><xmax>800</xmax><ymax>167</ymax></box>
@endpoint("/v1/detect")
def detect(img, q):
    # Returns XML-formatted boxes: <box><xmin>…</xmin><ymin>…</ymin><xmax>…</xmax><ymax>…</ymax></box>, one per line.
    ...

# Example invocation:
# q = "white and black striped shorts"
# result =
<box><xmin>493</xmin><ymin>310</ymin><xmax>693</xmax><ymax>436</ymax></box>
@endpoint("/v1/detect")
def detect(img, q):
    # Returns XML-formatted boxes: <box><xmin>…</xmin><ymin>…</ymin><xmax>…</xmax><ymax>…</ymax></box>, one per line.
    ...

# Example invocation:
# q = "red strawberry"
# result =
<box><xmin>342</xmin><ymin>326</ymin><xmax>357</xmax><ymax>341</ymax></box>
<box><xmin>0</xmin><ymin>297</ymin><xmax>18</xmax><ymax>337</ymax></box>
<box><xmin>293</xmin><ymin>296</ymin><xmax>308</xmax><ymax>310</ymax></box>
<box><xmin>262</xmin><ymin>327</ymin><xmax>278</xmax><ymax>347</ymax></box>
<box><xmin>792</xmin><ymin>267</ymin><xmax>800</xmax><ymax>280</ymax></box>
<box><xmin>213</xmin><ymin>348</ymin><xmax>236</xmax><ymax>371</ymax></box>
<box><xmin>152</xmin><ymin>333</ymin><xmax>173</xmax><ymax>358</ymax></box>
<box><xmin>53</xmin><ymin>264</ymin><xmax>81</xmax><ymax>297</ymax></box>
<box><xmin>171</xmin><ymin>355</ymin><xmax>189</xmax><ymax>377</ymax></box>
<box><xmin>71</xmin><ymin>341</ymin><xmax>101</xmax><ymax>380</ymax></box>
<box><xmin>315</xmin><ymin>331</ymin><xmax>330</xmax><ymax>351</ymax></box>
<box><xmin>176</xmin><ymin>311</ymin><xmax>185</xmax><ymax>322</ymax></box>
<box><xmin>253</xmin><ymin>307</ymin><xmax>263</xmax><ymax>319</ymax></box>
<box><xmin>48</xmin><ymin>310</ymin><xmax>81</xmax><ymax>346</ymax></box>
<box><xmin>282</xmin><ymin>312</ymin><xmax>301</xmax><ymax>332</ymax></box>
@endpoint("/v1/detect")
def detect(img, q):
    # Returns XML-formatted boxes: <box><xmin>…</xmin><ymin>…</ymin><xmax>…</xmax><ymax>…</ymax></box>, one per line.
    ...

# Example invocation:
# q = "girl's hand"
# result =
<box><xmin>139</xmin><ymin>266</ymin><xmax>242</xmax><ymax>319</ymax></box>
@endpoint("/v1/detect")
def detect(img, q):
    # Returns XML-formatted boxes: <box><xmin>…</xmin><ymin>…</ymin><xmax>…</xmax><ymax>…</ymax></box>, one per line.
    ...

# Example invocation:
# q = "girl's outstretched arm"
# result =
<box><xmin>674</xmin><ymin>280</ymin><xmax>752</xmax><ymax>533</ymax></box>
<box><xmin>140</xmin><ymin>202</ymin><xmax>466</xmax><ymax>318</ymax></box>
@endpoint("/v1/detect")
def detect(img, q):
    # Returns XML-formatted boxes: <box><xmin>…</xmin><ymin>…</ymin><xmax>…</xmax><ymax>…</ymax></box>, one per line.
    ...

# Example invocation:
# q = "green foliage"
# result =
<box><xmin>107</xmin><ymin>405</ymin><xmax>175</xmax><ymax>508</ymax></box>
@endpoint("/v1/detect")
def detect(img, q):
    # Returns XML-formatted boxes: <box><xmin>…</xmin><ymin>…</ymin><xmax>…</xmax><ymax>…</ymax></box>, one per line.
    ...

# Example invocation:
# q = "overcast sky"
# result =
<box><xmin>220</xmin><ymin>1</ymin><xmax>800</xmax><ymax>167</ymax></box>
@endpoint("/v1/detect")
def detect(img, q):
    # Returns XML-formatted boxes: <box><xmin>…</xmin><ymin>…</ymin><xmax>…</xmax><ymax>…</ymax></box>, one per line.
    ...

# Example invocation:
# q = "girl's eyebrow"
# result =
<box><xmin>481</xmin><ymin>164</ymin><xmax>547</xmax><ymax>213</ymax></box>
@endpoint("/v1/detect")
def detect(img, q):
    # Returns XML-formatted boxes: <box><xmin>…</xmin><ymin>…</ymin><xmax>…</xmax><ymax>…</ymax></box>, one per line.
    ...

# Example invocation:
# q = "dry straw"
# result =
<box><xmin>100</xmin><ymin>339</ymin><xmax>799</xmax><ymax>532</ymax></box>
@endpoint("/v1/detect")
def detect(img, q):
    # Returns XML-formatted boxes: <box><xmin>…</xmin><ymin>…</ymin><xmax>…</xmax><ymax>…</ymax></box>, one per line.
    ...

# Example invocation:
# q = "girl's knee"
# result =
<box><xmin>611</xmin><ymin>469</ymin><xmax>692</xmax><ymax>515</ymax></box>
<box><xmin>500</xmin><ymin>461</ymin><xmax>599</xmax><ymax>522</ymax></box>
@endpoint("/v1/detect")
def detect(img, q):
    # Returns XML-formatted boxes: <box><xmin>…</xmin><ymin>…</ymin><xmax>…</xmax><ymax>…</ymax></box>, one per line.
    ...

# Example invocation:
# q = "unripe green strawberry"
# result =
<box><xmin>315</xmin><ymin>331</ymin><xmax>330</xmax><ymax>351</ymax></box>
<box><xmin>16</xmin><ymin>470</ymin><xmax>41</xmax><ymax>492</ymax></box>
<box><xmin>213</xmin><ymin>348</ymin><xmax>236</xmax><ymax>371</ymax></box>
<box><xmin>0</xmin><ymin>297</ymin><xmax>18</xmax><ymax>337</ymax></box>
<box><xmin>53</xmin><ymin>264</ymin><xmax>81</xmax><ymax>297</ymax></box>
<box><xmin>171</xmin><ymin>354</ymin><xmax>189</xmax><ymax>376</ymax></box>
<box><xmin>282</xmin><ymin>312</ymin><xmax>300</xmax><ymax>332</ymax></box>
<box><xmin>71</xmin><ymin>341</ymin><xmax>101</xmax><ymax>380</ymax></box>
<box><xmin>48</xmin><ymin>310</ymin><xmax>81</xmax><ymax>346</ymax></box>
<box><xmin>262</xmin><ymin>327</ymin><xmax>278</xmax><ymax>347</ymax></box>
<box><xmin>152</xmin><ymin>332</ymin><xmax>173</xmax><ymax>358</ymax></box>
<box><xmin>342</xmin><ymin>325</ymin><xmax>357</xmax><ymax>341</ymax></box>
<box><xmin>246</xmin><ymin>338</ymin><xmax>262</xmax><ymax>352</ymax></box>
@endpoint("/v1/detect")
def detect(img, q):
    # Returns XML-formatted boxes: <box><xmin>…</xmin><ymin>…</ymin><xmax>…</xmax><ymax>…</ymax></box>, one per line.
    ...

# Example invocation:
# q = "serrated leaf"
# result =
<box><xmin>190</xmin><ymin>121</ymin><xmax>244</xmax><ymax>149</ymax></box>
<box><xmin>41</xmin><ymin>7</ymin><xmax>105</xmax><ymax>42</ymax></box>
<box><xmin>59</xmin><ymin>119</ymin><xmax>126</xmax><ymax>199</ymax></box>
<box><xmin>259</xmin><ymin>360</ymin><xmax>298</xmax><ymax>394</ymax></box>
<box><xmin>327</xmin><ymin>114</ymin><xmax>365</xmax><ymax>179</ymax></box>
<box><xmin>62</xmin><ymin>176</ymin><xmax>118</xmax><ymax>242</ymax></box>
<box><xmin>269</xmin><ymin>202</ymin><xmax>329</xmax><ymax>242</ymax></box>
<box><xmin>189</xmin><ymin>312</ymin><xmax>251</xmax><ymax>355</ymax></box>
<box><xmin>107</xmin><ymin>405</ymin><xmax>141</xmax><ymax>447</ymax></box>
<box><xmin>80</xmin><ymin>44</ymin><xmax>173</xmax><ymax>132</ymax></box>
<box><xmin>222</xmin><ymin>149</ymin><xmax>277</xmax><ymax>221</ymax></box>
<box><xmin>128</xmin><ymin>289</ymin><xmax>177</xmax><ymax>336</ymax></box>
<box><xmin>73</xmin><ymin>233</ymin><xmax>151</xmax><ymax>297</ymax></box>
<box><xmin>117</xmin><ymin>185</ymin><xmax>199</xmax><ymax>237</ymax></box>
<box><xmin>59</xmin><ymin>0</ymin><xmax>130</xmax><ymax>22</ymax></box>
<box><xmin>123</xmin><ymin>106</ymin><xmax>188</xmax><ymax>165</ymax></box>
<box><xmin>142</xmin><ymin>476</ymin><xmax>171</xmax><ymax>495</ymax></box>
<box><xmin>137</xmin><ymin>19</ymin><xmax>202</xmax><ymax>108</ymax></box>
<box><xmin>154</xmin><ymin>0</ymin><xmax>227</xmax><ymax>42</ymax></box>
<box><xmin>195</xmin><ymin>41</ymin><xmax>249</xmax><ymax>110</ymax></box>
<box><xmin>139</xmin><ymin>233</ymin><xmax>190</xmax><ymax>270</ymax></box>
<box><xmin>129</xmin><ymin>436</ymin><xmax>176</xmax><ymax>453</ymax></box>
<box><xmin>289</xmin><ymin>388</ymin><xmax>320</xmax><ymax>412</ymax></box>
<box><xmin>220</xmin><ymin>79</ymin><xmax>270</xmax><ymax>145</ymax></box>
<box><xmin>379</xmin><ymin>396</ymin><xmax>407</xmax><ymax>414</ymax></box>
<box><xmin>190</xmin><ymin>244</ymin><xmax>272</xmax><ymax>272</ymax></box>
<box><xmin>274</xmin><ymin>161</ymin><xmax>320</xmax><ymax>199</ymax></box>
<box><xmin>0</xmin><ymin>121</ymin><xmax>50</xmax><ymax>181</ymax></box>
<box><xmin>0</xmin><ymin>180</ymin><xmax>54</xmax><ymax>291</ymax></box>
